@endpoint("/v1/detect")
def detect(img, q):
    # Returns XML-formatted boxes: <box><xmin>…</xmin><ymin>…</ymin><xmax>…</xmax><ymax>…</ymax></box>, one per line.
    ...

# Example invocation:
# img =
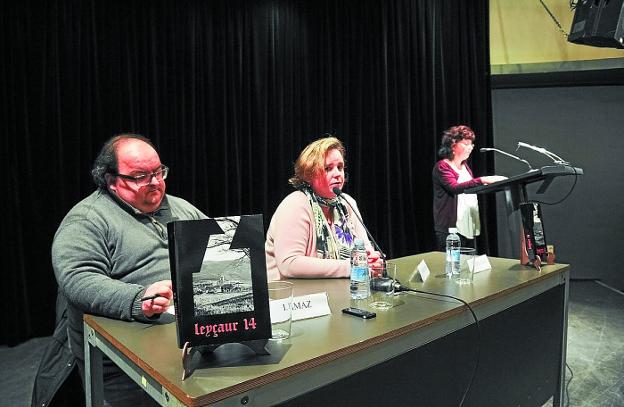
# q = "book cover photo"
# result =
<box><xmin>168</xmin><ymin>214</ymin><xmax>271</xmax><ymax>348</ymax></box>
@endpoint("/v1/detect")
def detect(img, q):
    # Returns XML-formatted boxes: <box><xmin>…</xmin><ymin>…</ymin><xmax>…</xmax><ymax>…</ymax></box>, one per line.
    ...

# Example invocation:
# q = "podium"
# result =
<box><xmin>466</xmin><ymin>165</ymin><xmax>583</xmax><ymax>268</ymax></box>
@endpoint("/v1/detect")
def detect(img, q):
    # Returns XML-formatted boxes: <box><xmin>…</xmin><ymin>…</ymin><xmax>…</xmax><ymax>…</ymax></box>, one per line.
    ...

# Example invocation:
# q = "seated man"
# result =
<box><xmin>52</xmin><ymin>133</ymin><xmax>206</xmax><ymax>406</ymax></box>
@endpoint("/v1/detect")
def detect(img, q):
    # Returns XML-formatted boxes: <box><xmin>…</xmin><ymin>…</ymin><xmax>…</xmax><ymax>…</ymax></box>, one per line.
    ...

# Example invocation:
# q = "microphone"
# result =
<box><xmin>332</xmin><ymin>187</ymin><xmax>386</xmax><ymax>262</ymax></box>
<box><xmin>480</xmin><ymin>147</ymin><xmax>532</xmax><ymax>170</ymax></box>
<box><xmin>370</xmin><ymin>276</ymin><xmax>413</xmax><ymax>293</ymax></box>
<box><xmin>516</xmin><ymin>142</ymin><xmax>569</xmax><ymax>165</ymax></box>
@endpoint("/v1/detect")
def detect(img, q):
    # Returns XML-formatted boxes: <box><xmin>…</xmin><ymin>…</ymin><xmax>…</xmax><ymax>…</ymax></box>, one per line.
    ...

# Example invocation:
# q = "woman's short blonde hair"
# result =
<box><xmin>289</xmin><ymin>136</ymin><xmax>346</xmax><ymax>187</ymax></box>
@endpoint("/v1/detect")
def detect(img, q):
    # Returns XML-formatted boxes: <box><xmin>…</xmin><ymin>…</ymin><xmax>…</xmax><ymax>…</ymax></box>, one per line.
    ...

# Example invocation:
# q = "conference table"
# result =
<box><xmin>84</xmin><ymin>252</ymin><xmax>569</xmax><ymax>406</ymax></box>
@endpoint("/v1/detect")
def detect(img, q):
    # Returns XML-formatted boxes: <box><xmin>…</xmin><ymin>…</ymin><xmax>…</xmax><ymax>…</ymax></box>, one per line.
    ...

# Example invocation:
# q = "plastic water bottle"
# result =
<box><xmin>445</xmin><ymin>228</ymin><xmax>461</xmax><ymax>277</ymax></box>
<box><xmin>350</xmin><ymin>238</ymin><xmax>370</xmax><ymax>299</ymax></box>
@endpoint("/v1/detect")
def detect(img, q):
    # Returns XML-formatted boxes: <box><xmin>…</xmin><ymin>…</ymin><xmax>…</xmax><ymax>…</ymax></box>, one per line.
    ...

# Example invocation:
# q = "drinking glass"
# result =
<box><xmin>455</xmin><ymin>247</ymin><xmax>476</xmax><ymax>285</ymax></box>
<box><xmin>268</xmin><ymin>281</ymin><xmax>293</xmax><ymax>339</ymax></box>
<box><xmin>369</xmin><ymin>262</ymin><xmax>397</xmax><ymax>310</ymax></box>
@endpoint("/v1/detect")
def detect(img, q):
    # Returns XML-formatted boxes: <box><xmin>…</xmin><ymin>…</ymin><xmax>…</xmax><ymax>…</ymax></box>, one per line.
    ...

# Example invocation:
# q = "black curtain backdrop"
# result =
<box><xmin>2</xmin><ymin>0</ymin><xmax>495</xmax><ymax>345</ymax></box>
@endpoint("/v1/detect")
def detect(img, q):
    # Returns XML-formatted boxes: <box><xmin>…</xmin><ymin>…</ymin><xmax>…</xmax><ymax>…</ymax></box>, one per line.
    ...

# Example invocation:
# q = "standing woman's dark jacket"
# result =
<box><xmin>432</xmin><ymin>160</ymin><xmax>484</xmax><ymax>233</ymax></box>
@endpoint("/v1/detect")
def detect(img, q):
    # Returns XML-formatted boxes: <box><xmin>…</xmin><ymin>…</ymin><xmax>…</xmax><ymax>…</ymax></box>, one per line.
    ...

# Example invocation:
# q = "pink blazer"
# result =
<box><xmin>265</xmin><ymin>190</ymin><xmax>372</xmax><ymax>280</ymax></box>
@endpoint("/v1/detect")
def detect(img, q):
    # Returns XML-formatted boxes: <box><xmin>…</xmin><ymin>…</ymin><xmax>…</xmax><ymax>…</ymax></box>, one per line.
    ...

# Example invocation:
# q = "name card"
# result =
<box><xmin>291</xmin><ymin>292</ymin><xmax>332</xmax><ymax>321</ymax></box>
<box><xmin>410</xmin><ymin>260</ymin><xmax>431</xmax><ymax>283</ymax></box>
<box><xmin>473</xmin><ymin>254</ymin><xmax>492</xmax><ymax>274</ymax></box>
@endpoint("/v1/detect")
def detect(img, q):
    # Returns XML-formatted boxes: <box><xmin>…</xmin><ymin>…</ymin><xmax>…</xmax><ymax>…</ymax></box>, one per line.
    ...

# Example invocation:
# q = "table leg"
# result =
<box><xmin>84</xmin><ymin>324</ymin><xmax>104</xmax><ymax>407</ymax></box>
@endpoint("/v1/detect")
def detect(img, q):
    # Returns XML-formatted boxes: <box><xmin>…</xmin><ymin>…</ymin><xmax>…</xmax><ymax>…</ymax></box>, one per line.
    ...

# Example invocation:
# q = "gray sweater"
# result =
<box><xmin>52</xmin><ymin>189</ymin><xmax>206</xmax><ymax>362</ymax></box>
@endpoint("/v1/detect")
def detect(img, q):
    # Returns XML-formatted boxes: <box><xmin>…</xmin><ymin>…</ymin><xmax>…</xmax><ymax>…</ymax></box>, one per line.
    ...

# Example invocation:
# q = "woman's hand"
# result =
<box><xmin>367</xmin><ymin>250</ymin><xmax>385</xmax><ymax>277</ymax></box>
<box><xmin>481</xmin><ymin>175</ymin><xmax>507</xmax><ymax>185</ymax></box>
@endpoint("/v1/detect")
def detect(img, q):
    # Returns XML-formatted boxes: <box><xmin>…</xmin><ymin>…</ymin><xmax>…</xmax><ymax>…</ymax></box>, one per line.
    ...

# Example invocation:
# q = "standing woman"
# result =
<box><xmin>265</xmin><ymin>136</ymin><xmax>381</xmax><ymax>280</ymax></box>
<box><xmin>432</xmin><ymin>125</ymin><xmax>506</xmax><ymax>251</ymax></box>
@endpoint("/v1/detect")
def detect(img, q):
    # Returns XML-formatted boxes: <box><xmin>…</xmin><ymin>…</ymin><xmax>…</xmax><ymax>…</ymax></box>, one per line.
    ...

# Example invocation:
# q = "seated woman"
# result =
<box><xmin>265</xmin><ymin>136</ymin><xmax>380</xmax><ymax>280</ymax></box>
<box><xmin>432</xmin><ymin>124</ymin><xmax>507</xmax><ymax>251</ymax></box>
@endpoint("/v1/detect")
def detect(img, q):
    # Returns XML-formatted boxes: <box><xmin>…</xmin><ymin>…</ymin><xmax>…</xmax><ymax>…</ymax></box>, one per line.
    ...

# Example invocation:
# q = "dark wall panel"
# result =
<box><xmin>491</xmin><ymin>85</ymin><xmax>624</xmax><ymax>289</ymax></box>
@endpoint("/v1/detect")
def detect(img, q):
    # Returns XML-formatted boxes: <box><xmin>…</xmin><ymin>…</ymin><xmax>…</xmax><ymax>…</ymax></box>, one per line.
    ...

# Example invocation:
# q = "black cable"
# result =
<box><xmin>403</xmin><ymin>287</ymin><xmax>481</xmax><ymax>407</ymax></box>
<box><xmin>539</xmin><ymin>0</ymin><xmax>569</xmax><ymax>38</ymax></box>
<box><xmin>529</xmin><ymin>167</ymin><xmax>578</xmax><ymax>206</ymax></box>
<box><xmin>565</xmin><ymin>362</ymin><xmax>574</xmax><ymax>407</ymax></box>
<box><xmin>370</xmin><ymin>277</ymin><xmax>481</xmax><ymax>405</ymax></box>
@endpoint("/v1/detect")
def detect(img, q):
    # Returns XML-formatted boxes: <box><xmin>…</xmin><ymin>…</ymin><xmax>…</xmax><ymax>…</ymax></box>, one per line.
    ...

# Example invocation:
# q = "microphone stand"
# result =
<box><xmin>332</xmin><ymin>187</ymin><xmax>387</xmax><ymax>275</ymax></box>
<box><xmin>517</xmin><ymin>142</ymin><xmax>569</xmax><ymax>165</ymax></box>
<box><xmin>480</xmin><ymin>147</ymin><xmax>532</xmax><ymax>171</ymax></box>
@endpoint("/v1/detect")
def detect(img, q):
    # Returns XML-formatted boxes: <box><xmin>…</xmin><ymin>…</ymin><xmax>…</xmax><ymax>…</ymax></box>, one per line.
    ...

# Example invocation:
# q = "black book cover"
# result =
<box><xmin>167</xmin><ymin>215</ymin><xmax>271</xmax><ymax>348</ymax></box>
<box><xmin>520</xmin><ymin>202</ymin><xmax>548</xmax><ymax>261</ymax></box>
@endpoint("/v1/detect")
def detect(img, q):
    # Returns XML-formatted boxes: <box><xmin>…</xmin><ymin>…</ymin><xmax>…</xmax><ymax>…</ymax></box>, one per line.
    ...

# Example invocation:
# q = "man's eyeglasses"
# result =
<box><xmin>111</xmin><ymin>165</ymin><xmax>169</xmax><ymax>187</ymax></box>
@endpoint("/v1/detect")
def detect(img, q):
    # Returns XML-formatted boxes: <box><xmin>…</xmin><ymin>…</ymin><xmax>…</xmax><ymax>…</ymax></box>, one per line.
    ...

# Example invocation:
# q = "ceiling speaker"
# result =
<box><xmin>568</xmin><ymin>0</ymin><xmax>624</xmax><ymax>49</ymax></box>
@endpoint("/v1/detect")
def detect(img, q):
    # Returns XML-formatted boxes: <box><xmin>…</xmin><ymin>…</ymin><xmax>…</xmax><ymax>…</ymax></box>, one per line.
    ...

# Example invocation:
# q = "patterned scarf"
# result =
<box><xmin>301</xmin><ymin>186</ymin><xmax>355</xmax><ymax>260</ymax></box>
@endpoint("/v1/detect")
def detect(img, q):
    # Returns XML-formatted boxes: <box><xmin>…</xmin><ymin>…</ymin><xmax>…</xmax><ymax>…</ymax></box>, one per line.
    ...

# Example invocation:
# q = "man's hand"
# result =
<box><xmin>141</xmin><ymin>280</ymin><xmax>173</xmax><ymax>317</ymax></box>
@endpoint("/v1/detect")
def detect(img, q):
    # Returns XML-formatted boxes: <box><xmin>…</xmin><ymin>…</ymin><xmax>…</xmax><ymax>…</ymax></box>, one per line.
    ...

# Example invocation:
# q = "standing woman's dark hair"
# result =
<box><xmin>91</xmin><ymin>133</ymin><xmax>155</xmax><ymax>188</ymax></box>
<box><xmin>438</xmin><ymin>125</ymin><xmax>476</xmax><ymax>159</ymax></box>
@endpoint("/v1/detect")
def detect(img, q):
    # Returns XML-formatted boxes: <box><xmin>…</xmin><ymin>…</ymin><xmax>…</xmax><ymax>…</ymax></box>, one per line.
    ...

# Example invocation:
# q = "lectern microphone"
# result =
<box><xmin>480</xmin><ymin>147</ymin><xmax>532</xmax><ymax>171</ymax></box>
<box><xmin>516</xmin><ymin>142</ymin><xmax>569</xmax><ymax>165</ymax></box>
